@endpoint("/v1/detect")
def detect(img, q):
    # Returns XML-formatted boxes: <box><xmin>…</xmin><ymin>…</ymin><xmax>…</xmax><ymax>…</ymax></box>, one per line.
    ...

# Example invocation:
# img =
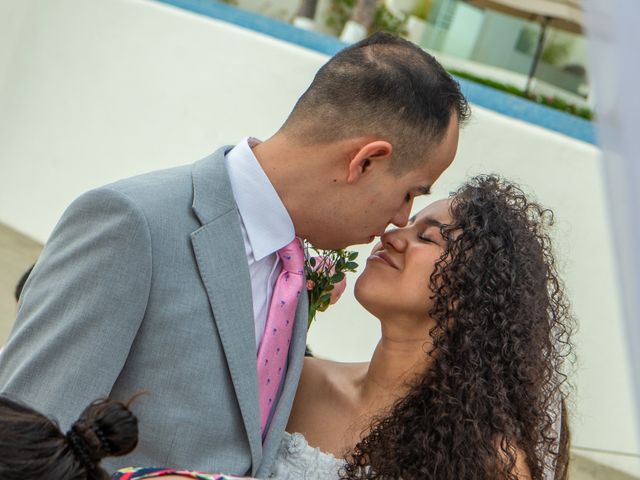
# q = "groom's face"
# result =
<box><xmin>330</xmin><ymin>116</ymin><xmax>459</xmax><ymax>248</ymax></box>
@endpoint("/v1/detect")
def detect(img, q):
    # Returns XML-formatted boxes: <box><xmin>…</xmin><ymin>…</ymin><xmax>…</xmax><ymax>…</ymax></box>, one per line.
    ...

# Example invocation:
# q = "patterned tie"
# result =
<box><xmin>257</xmin><ymin>237</ymin><xmax>305</xmax><ymax>434</ymax></box>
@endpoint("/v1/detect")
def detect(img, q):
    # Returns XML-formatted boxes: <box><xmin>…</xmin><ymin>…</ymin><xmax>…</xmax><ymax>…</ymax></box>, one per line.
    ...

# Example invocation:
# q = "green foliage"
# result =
<box><xmin>516</xmin><ymin>26</ymin><xmax>574</xmax><ymax>67</ymax></box>
<box><xmin>541</xmin><ymin>39</ymin><xmax>572</xmax><ymax>66</ymax></box>
<box><xmin>326</xmin><ymin>0</ymin><xmax>407</xmax><ymax>37</ymax></box>
<box><xmin>515</xmin><ymin>26</ymin><xmax>537</xmax><ymax>55</ymax></box>
<box><xmin>326</xmin><ymin>0</ymin><xmax>356</xmax><ymax>34</ymax></box>
<box><xmin>370</xmin><ymin>3</ymin><xmax>408</xmax><ymax>36</ymax></box>
<box><xmin>449</xmin><ymin>69</ymin><xmax>593</xmax><ymax>120</ymax></box>
<box><xmin>412</xmin><ymin>0</ymin><xmax>433</xmax><ymax>20</ymax></box>
<box><xmin>304</xmin><ymin>243</ymin><xmax>359</xmax><ymax>329</ymax></box>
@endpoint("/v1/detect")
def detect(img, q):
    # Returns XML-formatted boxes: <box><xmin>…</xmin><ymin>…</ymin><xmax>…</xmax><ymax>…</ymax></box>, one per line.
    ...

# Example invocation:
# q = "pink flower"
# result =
<box><xmin>310</xmin><ymin>256</ymin><xmax>347</xmax><ymax>305</ymax></box>
<box><xmin>307</xmin><ymin>279</ymin><xmax>315</xmax><ymax>290</ymax></box>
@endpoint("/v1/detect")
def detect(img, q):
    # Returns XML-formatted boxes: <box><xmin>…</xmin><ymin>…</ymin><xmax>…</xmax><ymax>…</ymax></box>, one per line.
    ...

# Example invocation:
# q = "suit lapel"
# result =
<box><xmin>190</xmin><ymin>148</ymin><xmax>262</xmax><ymax>472</ymax></box>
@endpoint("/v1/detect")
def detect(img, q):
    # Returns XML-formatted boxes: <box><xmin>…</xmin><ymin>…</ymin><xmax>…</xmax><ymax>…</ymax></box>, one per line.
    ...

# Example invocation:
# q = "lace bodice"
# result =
<box><xmin>269</xmin><ymin>432</ymin><xmax>344</xmax><ymax>479</ymax></box>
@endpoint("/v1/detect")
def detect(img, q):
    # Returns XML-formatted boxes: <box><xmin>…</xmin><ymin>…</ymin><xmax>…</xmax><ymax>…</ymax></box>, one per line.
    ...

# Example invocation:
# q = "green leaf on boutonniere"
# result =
<box><xmin>303</xmin><ymin>241</ymin><xmax>359</xmax><ymax>330</ymax></box>
<box><xmin>330</xmin><ymin>272</ymin><xmax>345</xmax><ymax>283</ymax></box>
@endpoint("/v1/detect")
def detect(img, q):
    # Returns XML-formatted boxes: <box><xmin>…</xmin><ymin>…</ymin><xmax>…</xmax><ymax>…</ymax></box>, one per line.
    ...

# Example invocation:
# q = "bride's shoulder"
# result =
<box><xmin>288</xmin><ymin>356</ymin><xmax>369</xmax><ymax>434</ymax></box>
<box><xmin>292</xmin><ymin>357</ymin><xmax>368</xmax><ymax>408</ymax></box>
<box><xmin>301</xmin><ymin>356</ymin><xmax>368</xmax><ymax>387</ymax></box>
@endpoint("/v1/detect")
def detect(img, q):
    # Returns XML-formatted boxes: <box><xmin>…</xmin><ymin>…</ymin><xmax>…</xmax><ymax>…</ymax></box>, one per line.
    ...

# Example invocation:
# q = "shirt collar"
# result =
<box><xmin>225</xmin><ymin>137</ymin><xmax>295</xmax><ymax>261</ymax></box>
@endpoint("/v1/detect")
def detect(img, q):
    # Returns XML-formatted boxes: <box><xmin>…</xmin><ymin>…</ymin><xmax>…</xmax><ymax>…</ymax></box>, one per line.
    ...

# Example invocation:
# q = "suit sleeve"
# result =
<box><xmin>0</xmin><ymin>186</ymin><xmax>152</xmax><ymax>428</ymax></box>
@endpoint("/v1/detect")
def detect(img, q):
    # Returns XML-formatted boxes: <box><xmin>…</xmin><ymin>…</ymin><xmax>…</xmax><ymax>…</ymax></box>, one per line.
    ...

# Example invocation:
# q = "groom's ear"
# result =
<box><xmin>346</xmin><ymin>140</ymin><xmax>393</xmax><ymax>184</ymax></box>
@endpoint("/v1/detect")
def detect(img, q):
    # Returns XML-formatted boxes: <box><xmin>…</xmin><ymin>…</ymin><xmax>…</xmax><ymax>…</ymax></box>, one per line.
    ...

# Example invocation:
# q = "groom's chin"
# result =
<box><xmin>350</xmin><ymin>235</ymin><xmax>377</xmax><ymax>247</ymax></box>
<box><xmin>354</xmin><ymin>235</ymin><xmax>377</xmax><ymax>246</ymax></box>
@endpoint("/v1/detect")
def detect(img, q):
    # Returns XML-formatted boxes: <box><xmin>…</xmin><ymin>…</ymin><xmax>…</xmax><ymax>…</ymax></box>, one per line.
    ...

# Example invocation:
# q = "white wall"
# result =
<box><xmin>471</xmin><ymin>11</ymin><xmax>525</xmax><ymax>71</ymax></box>
<box><xmin>0</xmin><ymin>0</ymin><xmax>327</xmax><ymax>241</ymax></box>
<box><xmin>0</xmin><ymin>0</ymin><xmax>637</xmax><ymax>466</ymax></box>
<box><xmin>440</xmin><ymin>2</ymin><xmax>484</xmax><ymax>59</ymax></box>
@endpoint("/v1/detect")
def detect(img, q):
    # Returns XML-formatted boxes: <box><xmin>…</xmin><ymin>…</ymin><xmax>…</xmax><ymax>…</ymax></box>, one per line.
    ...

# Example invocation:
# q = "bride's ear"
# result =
<box><xmin>346</xmin><ymin>141</ymin><xmax>393</xmax><ymax>184</ymax></box>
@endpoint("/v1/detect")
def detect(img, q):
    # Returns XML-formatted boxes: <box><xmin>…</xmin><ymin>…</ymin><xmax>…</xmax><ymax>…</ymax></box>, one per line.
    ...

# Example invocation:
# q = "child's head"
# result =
<box><xmin>0</xmin><ymin>396</ymin><xmax>139</xmax><ymax>480</ymax></box>
<box><xmin>15</xmin><ymin>264</ymin><xmax>34</xmax><ymax>305</ymax></box>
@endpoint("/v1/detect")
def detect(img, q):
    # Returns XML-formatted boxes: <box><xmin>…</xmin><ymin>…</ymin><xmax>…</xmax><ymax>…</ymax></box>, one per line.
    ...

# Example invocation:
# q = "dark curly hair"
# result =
<box><xmin>0</xmin><ymin>396</ymin><xmax>140</xmax><ymax>480</ymax></box>
<box><xmin>342</xmin><ymin>175</ymin><xmax>574</xmax><ymax>479</ymax></box>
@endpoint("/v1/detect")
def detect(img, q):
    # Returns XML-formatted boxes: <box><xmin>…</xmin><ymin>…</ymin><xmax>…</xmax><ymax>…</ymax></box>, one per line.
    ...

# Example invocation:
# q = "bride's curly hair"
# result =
<box><xmin>342</xmin><ymin>175</ymin><xmax>574</xmax><ymax>480</ymax></box>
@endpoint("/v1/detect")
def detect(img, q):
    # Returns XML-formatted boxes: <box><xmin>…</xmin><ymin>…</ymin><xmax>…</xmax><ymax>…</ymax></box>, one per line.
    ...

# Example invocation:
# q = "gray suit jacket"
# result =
<box><xmin>0</xmin><ymin>147</ymin><xmax>308</xmax><ymax>477</ymax></box>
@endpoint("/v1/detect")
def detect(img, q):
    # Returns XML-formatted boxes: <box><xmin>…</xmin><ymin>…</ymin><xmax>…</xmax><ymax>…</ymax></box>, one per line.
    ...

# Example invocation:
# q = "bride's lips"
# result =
<box><xmin>368</xmin><ymin>250</ymin><xmax>399</xmax><ymax>269</ymax></box>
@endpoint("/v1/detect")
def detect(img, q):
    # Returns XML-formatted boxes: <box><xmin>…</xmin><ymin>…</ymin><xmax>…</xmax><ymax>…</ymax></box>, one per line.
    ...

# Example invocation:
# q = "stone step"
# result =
<box><xmin>0</xmin><ymin>222</ymin><xmax>42</xmax><ymax>343</ymax></box>
<box><xmin>571</xmin><ymin>451</ymin><xmax>640</xmax><ymax>480</ymax></box>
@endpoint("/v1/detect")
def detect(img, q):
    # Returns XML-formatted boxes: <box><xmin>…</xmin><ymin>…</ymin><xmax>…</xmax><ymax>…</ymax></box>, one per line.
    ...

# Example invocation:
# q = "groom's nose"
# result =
<box><xmin>390</xmin><ymin>199</ymin><xmax>412</xmax><ymax>228</ymax></box>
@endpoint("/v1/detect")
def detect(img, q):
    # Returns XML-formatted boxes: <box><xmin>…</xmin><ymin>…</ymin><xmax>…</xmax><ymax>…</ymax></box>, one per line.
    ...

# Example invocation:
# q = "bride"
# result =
<box><xmin>276</xmin><ymin>175</ymin><xmax>572</xmax><ymax>479</ymax></box>
<box><xmin>0</xmin><ymin>176</ymin><xmax>572</xmax><ymax>480</ymax></box>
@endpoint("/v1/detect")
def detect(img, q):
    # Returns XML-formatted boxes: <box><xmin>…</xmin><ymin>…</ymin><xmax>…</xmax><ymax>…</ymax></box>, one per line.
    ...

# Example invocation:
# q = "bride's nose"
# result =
<box><xmin>380</xmin><ymin>227</ymin><xmax>408</xmax><ymax>252</ymax></box>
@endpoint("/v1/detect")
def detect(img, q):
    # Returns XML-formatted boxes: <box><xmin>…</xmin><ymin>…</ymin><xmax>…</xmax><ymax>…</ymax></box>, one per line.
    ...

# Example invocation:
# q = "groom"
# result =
<box><xmin>0</xmin><ymin>33</ymin><xmax>467</xmax><ymax>475</ymax></box>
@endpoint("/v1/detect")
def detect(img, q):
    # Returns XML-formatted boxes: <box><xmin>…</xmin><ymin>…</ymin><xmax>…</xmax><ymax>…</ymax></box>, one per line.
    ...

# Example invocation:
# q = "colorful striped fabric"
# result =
<box><xmin>112</xmin><ymin>467</ymin><xmax>247</xmax><ymax>480</ymax></box>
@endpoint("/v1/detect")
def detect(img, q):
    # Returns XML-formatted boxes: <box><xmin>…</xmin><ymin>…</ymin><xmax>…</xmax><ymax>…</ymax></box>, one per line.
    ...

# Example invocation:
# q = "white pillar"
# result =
<box><xmin>583</xmin><ymin>0</ymin><xmax>640</xmax><ymax>443</ymax></box>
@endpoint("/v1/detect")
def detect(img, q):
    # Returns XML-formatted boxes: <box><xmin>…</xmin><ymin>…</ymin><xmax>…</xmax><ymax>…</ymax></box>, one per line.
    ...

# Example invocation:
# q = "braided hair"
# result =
<box><xmin>0</xmin><ymin>396</ymin><xmax>139</xmax><ymax>480</ymax></box>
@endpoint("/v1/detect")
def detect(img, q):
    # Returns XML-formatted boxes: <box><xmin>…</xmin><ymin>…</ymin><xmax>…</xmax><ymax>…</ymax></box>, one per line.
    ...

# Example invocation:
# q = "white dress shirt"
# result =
<box><xmin>225</xmin><ymin>137</ymin><xmax>296</xmax><ymax>350</ymax></box>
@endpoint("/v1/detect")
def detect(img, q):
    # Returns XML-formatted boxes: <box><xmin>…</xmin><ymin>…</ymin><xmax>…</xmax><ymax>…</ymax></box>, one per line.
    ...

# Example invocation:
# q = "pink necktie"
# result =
<box><xmin>257</xmin><ymin>238</ymin><xmax>305</xmax><ymax>435</ymax></box>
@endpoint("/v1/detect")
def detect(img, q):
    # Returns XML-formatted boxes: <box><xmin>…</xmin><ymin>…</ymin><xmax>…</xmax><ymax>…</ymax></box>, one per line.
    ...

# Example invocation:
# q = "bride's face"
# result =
<box><xmin>354</xmin><ymin>198</ymin><xmax>453</xmax><ymax>321</ymax></box>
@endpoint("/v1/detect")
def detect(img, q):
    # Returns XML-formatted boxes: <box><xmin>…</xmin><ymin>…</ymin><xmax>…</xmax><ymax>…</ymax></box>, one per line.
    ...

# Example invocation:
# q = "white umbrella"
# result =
<box><xmin>463</xmin><ymin>0</ymin><xmax>583</xmax><ymax>92</ymax></box>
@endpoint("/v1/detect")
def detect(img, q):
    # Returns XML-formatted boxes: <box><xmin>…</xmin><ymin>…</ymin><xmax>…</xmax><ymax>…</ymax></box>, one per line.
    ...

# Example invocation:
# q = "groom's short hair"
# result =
<box><xmin>282</xmin><ymin>32</ymin><xmax>469</xmax><ymax>174</ymax></box>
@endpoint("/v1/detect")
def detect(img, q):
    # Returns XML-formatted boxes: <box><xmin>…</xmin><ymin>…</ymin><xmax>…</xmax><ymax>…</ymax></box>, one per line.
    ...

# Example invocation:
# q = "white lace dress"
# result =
<box><xmin>269</xmin><ymin>432</ymin><xmax>345</xmax><ymax>479</ymax></box>
<box><xmin>269</xmin><ymin>431</ymin><xmax>559</xmax><ymax>480</ymax></box>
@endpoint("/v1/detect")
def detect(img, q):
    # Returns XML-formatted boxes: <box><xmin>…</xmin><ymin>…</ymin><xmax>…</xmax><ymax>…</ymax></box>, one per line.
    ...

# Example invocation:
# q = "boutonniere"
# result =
<box><xmin>303</xmin><ymin>241</ymin><xmax>359</xmax><ymax>329</ymax></box>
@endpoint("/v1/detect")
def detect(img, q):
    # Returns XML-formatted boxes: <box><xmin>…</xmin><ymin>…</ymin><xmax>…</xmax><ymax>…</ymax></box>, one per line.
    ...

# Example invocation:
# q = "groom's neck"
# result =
<box><xmin>252</xmin><ymin>133</ymin><xmax>343</xmax><ymax>239</ymax></box>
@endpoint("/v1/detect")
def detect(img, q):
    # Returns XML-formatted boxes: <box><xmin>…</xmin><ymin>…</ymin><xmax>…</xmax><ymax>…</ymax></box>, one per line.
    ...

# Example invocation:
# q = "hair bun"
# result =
<box><xmin>69</xmin><ymin>399</ymin><xmax>139</xmax><ymax>466</ymax></box>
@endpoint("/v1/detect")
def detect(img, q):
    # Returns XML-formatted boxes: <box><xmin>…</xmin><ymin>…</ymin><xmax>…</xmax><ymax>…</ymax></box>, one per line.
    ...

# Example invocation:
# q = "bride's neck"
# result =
<box><xmin>357</xmin><ymin>325</ymin><xmax>434</xmax><ymax>411</ymax></box>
